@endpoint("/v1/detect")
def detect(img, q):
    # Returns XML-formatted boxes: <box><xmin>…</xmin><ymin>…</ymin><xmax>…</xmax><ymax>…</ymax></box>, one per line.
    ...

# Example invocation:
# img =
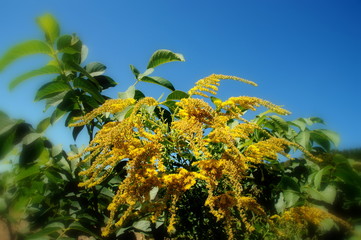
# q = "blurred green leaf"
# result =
<box><xmin>36</xmin><ymin>14</ymin><xmax>60</xmax><ymax>44</ymax></box>
<box><xmin>15</xmin><ymin>165</ymin><xmax>41</xmax><ymax>181</ymax></box>
<box><xmin>9</xmin><ymin>65</ymin><xmax>60</xmax><ymax>90</ymax></box>
<box><xmin>0</xmin><ymin>40</ymin><xmax>52</xmax><ymax>72</ymax></box>
<box><xmin>36</xmin><ymin>117</ymin><xmax>51</xmax><ymax>133</ymax></box>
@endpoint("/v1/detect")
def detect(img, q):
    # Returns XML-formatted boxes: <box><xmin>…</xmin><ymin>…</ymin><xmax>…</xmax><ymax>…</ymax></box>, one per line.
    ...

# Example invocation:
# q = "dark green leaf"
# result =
<box><xmin>36</xmin><ymin>14</ymin><xmax>60</xmax><ymax>44</ymax></box>
<box><xmin>19</xmin><ymin>138</ymin><xmax>45</xmax><ymax>166</ymax></box>
<box><xmin>130</xmin><ymin>64</ymin><xmax>140</xmax><ymax>78</ymax></box>
<box><xmin>147</xmin><ymin>49</ymin><xmax>185</xmax><ymax>69</ymax></box>
<box><xmin>72</xmin><ymin>126</ymin><xmax>84</xmax><ymax>141</ymax></box>
<box><xmin>166</xmin><ymin>90</ymin><xmax>189</xmax><ymax>100</ymax></box>
<box><xmin>9</xmin><ymin>65</ymin><xmax>60</xmax><ymax>90</ymax></box>
<box><xmin>141</xmin><ymin>76</ymin><xmax>175</xmax><ymax>91</ymax></box>
<box><xmin>68</xmin><ymin>222</ymin><xmax>101</xmax><ymax>238</ymax></box>
<box><xmin>73</xmin><ymin>78</ymin><xmax>104</xmax><ymax>103</ymax></box>
<box><xmin>134</xmin><ymin>90</ymin><xmax>145</xmax><ymax>100</ymax></box>
<box><xmin>35</xmin><ymin>81</ymin><xmax>71</xmax><ymax>101</ymax></box>
<box><xmin>94</xmin><ymin>75</ymin><xmax>117</xmax><ymax>90</ymax></box>
<box><xmin>0</xmin><ymin>40</ymin><xmax>52</xmax><ymax>72</ymax></box>
<box><xmin>65</xmin><ymin>110</ymin><xmax>83</xmax><ymax>126</ymax></box>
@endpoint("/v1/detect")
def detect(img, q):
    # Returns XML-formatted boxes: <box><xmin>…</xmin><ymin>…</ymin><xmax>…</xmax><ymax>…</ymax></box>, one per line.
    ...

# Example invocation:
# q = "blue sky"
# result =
<box><xmin>0</xmin><ymin>0</ymin><xmax>360</xmax><ymax>150</ymax></box>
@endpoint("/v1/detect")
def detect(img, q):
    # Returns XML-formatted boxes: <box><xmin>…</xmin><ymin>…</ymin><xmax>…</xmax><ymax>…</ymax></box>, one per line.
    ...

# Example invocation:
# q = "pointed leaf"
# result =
<box><xmin>141</xmin><ymin>76</ymin><xmax>175</xmax><ymax>91</ymax></box>
<box><xmin>130</xmin><ymin>64</ymin><xmax>140</xmax><ymax>78</ymax></box>
<box><xmin>57</xmin><ymin>34</ymin><xmax>82</xmax><ymax>54</ymax></box>
<box><xmin>316</xmin><ymin>129</ymin><xmax>340</xmax><ymax>147</ymax></box>
<box><xmin>36</xmin><ymin>14</ymin><xmax>60</xmax><ymax>44</ymax></box>
<box><xmin>143</xmin><ymin>67</ymin><xmax>154</xmax><ymax>76</ymax></box>
<box><xmin>23</xmin><ymin>133</ymin><xmax>42</xmax><ymax>145</ymax></box>
<box><xmin>134</xmin><ymin>89</ymin><xmax>145</xmax><ymax>100</ymax></box>
<box><xmin>118</xmin><ymin>85</ymin><xmax>135</xmax><ymax>99</ymax></box>
<box><xmin>166</xmin><ymin>90</ymin><xmax>189</xmax><ymax>100</ymax></box>
<box><xmin>295</xmin><ymin>130</ymin><xmax>311</xmax><ymax>149</ymax></box>
<box><xmin>72</xmin><ymin>126</ymin><xmax>84</xmax><ymax>141</ymax></box>
<box><xmin>0</xmin><ymin>40</ymin><xmax>52</xmax><ymax>71</ymax></box>
<box><xmin>36</xmin><ymin>117</ymin><xmax>51</xmax><ymax>133</ymax></box>
<box><xmin>147</xmin><ymin>49</ymin><xmax>185</xmax><ymax>69</ymax></box>
<box><xmin>50</xmin><ymin>108</ymin><xmax>67</xmax><ymax>124</ymax></box>
<box><xmin>94</xmin><ymin>75</ymin><xmax>117</xmax><ymax>90</ymax></box>
<box><xmin>85</xmin><ymin>62</ymin><xmax>106</xmax><ymax>77</ymax></box>
<box><xmin>73</xmin><ymin>78</ymin><xmax>104</xmax><ymax>103</ymax></box>
<box><xmin>34</xmin><ymin>81</ymin><xmax>71</xmax><ymax>101</ymax></box>
<box><xmin>9</xmin><ymin>65</ymin><xmax>60</xmax><ymax>90</ymax></box>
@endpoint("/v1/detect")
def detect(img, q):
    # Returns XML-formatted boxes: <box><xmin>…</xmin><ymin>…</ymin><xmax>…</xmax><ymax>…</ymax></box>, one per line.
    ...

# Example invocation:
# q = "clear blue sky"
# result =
<box><xmin>0</xmin><ymin>0</ymin><xmax>360</xmax><ymax>150</ymax></box>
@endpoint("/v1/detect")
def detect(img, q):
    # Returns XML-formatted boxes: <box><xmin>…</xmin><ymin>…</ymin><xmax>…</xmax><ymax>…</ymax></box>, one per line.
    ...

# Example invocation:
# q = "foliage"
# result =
<box><xmin>0</xmin><ymin>14</ymin><xmax>360</xmax><ymax>240</ymax></box>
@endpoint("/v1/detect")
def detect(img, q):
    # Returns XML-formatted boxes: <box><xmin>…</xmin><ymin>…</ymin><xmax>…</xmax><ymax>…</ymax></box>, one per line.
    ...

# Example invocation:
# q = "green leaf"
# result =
<box><xmin>50</xmin><ymin>108</ymin><xmax>67</xmax><ymax>124</ymax></box>
<box><xmin>315</xmin><ymin>129</ymin><xmax>340</xmax><ymax>147</ymax></box>
<box><xmin>0</xmin><ymin>113</ymin><xmax>21</xmax><ymax>135</ymax></box>
<box><xmin>36</xmin><ymin>14</ymin><xmax>60</xmax><ymax>44</ymax></box>
<box><xmin>73</xmin><ymin>78</ymin><xmax>104</xmax><ymax>103</ymax></box>
<box><xmin>68</xmin><ymin>222</ymin><xmax>101</xmax><ymax>239</ymax></box>
<box><xmin>147</xmin><ymin>49</ymin><xmax>185</xmax><ymax>69</ymax></box>
<box><xmin>283</xmin><ymin>190</ymin><xmax>300</xmax><ymax>208</ymax></box>
<box><xmin>118</xmin><ymin>85</ymin><xmax>135</xmax><ymax>99</ymax></box>
<box><xmin>313</xmin><ymin>166</ymin><xmax>332</xmax><ymax>190</ymax></box>
<box><xmin>149</xmin><ymin>187</ymin><xmax>159</xmax><ymax>201</ymax></box>
<box><xmin>94</xmin><ymin>75</ymin><xmax>117</xmax><ymax>90</ymax></box>
<box><xmin>130</xmin><ymin>64</ymin><xmax>140</xmax><ymax>78</ymax></box>
<box><xmin>134</xmin><ymin>90</ymin><xmax>145</xmax><ymax>100</ymax></box>
<box><xmin>72</xmin><ymin>126</ymin><xmax>84</xmax><ymax>141</ymax></box>
<box><xmin>85</xmin><ymin>62</ymin><xmax>106</xmax><ymax>77</ymax></box>
<box><xmin>294</xmin><ymin>130</ymin><xmax>311</xmax><ymax>150</ymax></box>
<box><xmin>9</xmin><ymin>65</ymin><xmax>60</xmax><ymax>90</ymax></box>
<box><xmin>23</xmin><ymin>133</ymin><xmax>42</xmax><ymax>145</ymax></box>
<box><xmin>15</xmin><ymin>165</ymin><xmax>41</xmax><ymax>181</ymax></box>
<box><xmin>34</xmin><ymin>81</ymin><xmax>71</xmax><ymax>101</ymax></box>
<box><xmin>166</xmin><ymin>90</ymin><xmax>189</xmax><ymax>100</ymax></box>
<box><xmin>142</xmin><ymin>67</ymin><xmax>154</xmax><ymax>76</ymax></box>
<box><xmin>51</xmin><ymin>144</ymin><xmax>63</xmax><ymax>157</ymax></box>
<box><xmin>133</xmin><ymin>220</ymin><xmax>151</xmax><ymax>232</ymax></box>
<box><xmin>275</xmin><ymin>192</ymin><xmax>286</xmax><ymax>213</ymax></box>
<box><xmin>0</xmin><ymin>40</ymin><xmax>52</xmax><ymax>72</ymax></box>
<box><xmin>57</xmin><ymin>34</ymin><xmax>81</xmax><ymax>54</ymax></box>
<box><xmin>141</xmin><ymin>76</ymin><xmax>175</xmax><ymax>91</ymax></box>
<box><xmin>36</xmin><ymin>117</ymin><xmax>51</xmax><ymax>133</ymax></box>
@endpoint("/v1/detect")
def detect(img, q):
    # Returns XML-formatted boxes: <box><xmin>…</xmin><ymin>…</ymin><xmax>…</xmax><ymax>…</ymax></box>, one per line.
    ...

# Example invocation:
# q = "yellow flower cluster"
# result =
<box><xmin>221</xmin><ymin>96</ymin><xmax>291</xmax><ymax>116</ymax></box>
<box><xmin>70</xmin><ymin>98</ymin><xmax>135</xmax><ymax>126</ymax></box>
<box><xmin>188</xmin><ymin>74</ymin><xmax>257</xmax><ymax>98</ymax></box>
<box><xmin>275</xmin><ymin>206</ymin><xmax>351</xmax><ymax>233</ymax></box>
<box><xmin>71</xmin><ymin>74</ymin><xmax>326</xmax><ymax>239</ymax></box>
